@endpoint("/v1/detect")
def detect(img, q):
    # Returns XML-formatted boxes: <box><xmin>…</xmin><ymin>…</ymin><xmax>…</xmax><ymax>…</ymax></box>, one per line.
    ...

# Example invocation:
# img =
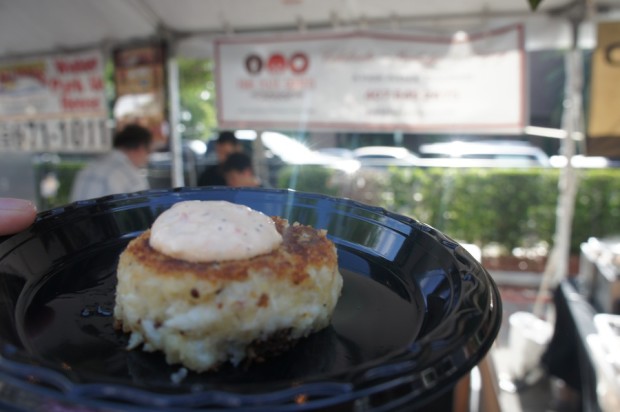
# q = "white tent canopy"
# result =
<box><xmin>1</xmin><ymin>0</ymin><xmax>617</xmax><ymax>61</ymax></box>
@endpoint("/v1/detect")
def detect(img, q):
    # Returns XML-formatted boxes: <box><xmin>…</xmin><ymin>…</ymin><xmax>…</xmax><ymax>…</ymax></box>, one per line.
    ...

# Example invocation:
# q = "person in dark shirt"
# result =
<box><xmin>221</xmin><ymin>152</ymin><xmax>262</xmax><ymax>188</ymax></box>
<box><xmin>198</xmin><ymin>131</ymin><xmax>241</xmax><ymax>186</ymax></box>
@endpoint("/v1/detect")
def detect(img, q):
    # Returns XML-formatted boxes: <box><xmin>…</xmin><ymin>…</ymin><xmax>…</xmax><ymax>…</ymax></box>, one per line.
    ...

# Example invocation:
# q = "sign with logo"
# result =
<box><xmin>215</xmin><ymin>26</ymin><xmax>525</xmax><ymax>132</ymax></box>
<box><xmin>0</xmin><ymin>49</ymin><xmax>108</xmax><ymax>152</ymax></box>
<box><xmin>113</xmin><ymin>43</ymin><xmax>168</xmax><ymax>147</ymax></box>
<box><xmin>587</xmin><ymin>21</ymin><xmax>620</xmax><ymax>156</ymax></box>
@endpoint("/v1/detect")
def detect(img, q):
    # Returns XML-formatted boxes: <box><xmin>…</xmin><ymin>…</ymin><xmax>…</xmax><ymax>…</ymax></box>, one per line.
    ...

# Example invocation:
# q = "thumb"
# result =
<box><xmin>0</xmin><ymin>198</ymin><xmax>37</xmax><ymax>236</ymax></box>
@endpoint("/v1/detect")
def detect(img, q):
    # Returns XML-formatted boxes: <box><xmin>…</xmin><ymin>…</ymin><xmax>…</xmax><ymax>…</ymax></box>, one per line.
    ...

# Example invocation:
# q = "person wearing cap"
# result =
<box><xmin>198</xmin><ymin>131</ymin><xmax>241</xmax><ymax>186</ymax></box>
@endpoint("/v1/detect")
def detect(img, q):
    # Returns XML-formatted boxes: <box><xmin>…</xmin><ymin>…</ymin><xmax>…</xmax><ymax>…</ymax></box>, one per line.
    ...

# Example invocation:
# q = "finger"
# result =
<box><xmin>0</xmin><ymin>198</ymin><xmax>37</xmax><ymax>236</ymax></box>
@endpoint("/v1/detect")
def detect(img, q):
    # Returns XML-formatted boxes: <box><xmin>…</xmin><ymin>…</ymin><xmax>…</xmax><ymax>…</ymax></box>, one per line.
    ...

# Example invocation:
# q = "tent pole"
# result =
<box><xmin>532</xmin><ymin>18</ymin><xmax>583</xmax><ymax>317</ymax></box>
<box><xmin>167</xmin><ymin>43</ymin><xmax>185</xmax><ymax>188</ymax></box>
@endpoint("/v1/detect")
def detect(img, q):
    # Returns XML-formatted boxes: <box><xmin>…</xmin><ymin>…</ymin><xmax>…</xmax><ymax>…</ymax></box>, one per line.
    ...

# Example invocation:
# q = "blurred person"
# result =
<box><xmin>198</xmin><ymin>131</ymin><xmax>241</xmax><ymax>186</ymax></box>
<box><xmin>222</xmin><ymin>152</ymin><xmax>262</xmax><ymax>188</ymax></box>
<box><xmin>70</xmin><ymin>124</ymin><xmax>153</xmax><ymax>201</ymax></box>
<box><xmin>0</xmin><ymin>197</ymin><xmax>37</xmax><ymax>236</ymax></box>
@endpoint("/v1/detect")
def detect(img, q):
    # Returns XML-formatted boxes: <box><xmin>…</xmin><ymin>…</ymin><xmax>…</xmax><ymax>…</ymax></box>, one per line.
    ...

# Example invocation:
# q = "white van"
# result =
<box><xmin>417</xmin><ymin>140</ymin><xmax>551</xmax><ymax>168</ymax></box>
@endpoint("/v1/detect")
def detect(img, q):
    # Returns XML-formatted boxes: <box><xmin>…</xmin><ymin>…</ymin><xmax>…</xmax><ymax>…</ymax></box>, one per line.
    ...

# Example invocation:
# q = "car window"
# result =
<box><xmin>356</xmin><ymin>154</ymin><xmax>398</xmax><ymax>159</ymax></box>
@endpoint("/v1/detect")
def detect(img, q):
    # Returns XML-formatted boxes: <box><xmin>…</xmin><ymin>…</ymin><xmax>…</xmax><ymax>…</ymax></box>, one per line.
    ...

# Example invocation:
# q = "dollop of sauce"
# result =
<box><xmin>149</xmin><ymin>200</ymin><xmax>283</xmax><ymax>262</ymax></box>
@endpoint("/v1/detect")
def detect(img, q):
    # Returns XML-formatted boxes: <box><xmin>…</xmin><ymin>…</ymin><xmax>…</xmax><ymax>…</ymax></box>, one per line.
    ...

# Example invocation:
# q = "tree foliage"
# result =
<box><xmin>528</xmin><ymin>0</ymin><xmax>543</xmax><ymax>11</ymax></box>
<box><xmin>178</xmin><ymin>58</ymin><xmax>218</xmax><ymax>140</ymax></box>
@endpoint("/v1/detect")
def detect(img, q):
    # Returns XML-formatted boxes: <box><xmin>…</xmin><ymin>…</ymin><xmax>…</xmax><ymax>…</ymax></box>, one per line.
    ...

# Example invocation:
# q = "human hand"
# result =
<box><xmin>0</xmin><ymin>198</ymin><xmax>37</xmax><ymax>236</ymax></box>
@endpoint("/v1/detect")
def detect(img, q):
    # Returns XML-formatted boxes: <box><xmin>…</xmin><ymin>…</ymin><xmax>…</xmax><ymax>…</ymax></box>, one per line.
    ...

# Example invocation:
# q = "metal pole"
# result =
<box><xmin>167</xmin><ymin>46</ymin><xmax>185</xmax><ymax>188</ymax></box>
<box><xmin>252</xmin><ymin>131</ymin><xmax>269</xmax><ymax>186</ymax></box>
<box><xmin>533</xmin><ymin>19</ymin><xmax>583</xmax><ymax>317</ymax></box>
<box><xmin>554</xmin><ymin>47</ymin><xmax>582</xmax><ymax>284</ymax></box>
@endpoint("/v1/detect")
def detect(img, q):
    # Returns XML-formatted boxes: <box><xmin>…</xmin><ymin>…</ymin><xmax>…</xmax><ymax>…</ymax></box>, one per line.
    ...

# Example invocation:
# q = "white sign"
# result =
<box><xmin>0</xmin><ymin>50</ymin><xmax>109</xmax><ymax>152</ymax></box>
<box><xmin>216</xmin><ymin>26</ymin><xmax>526</xmax><ymax>133</ymax></box>
<box><xmin>0</xmin><ymin>117</ymin><xmax>111</xmax><ymax>153</ymax></box>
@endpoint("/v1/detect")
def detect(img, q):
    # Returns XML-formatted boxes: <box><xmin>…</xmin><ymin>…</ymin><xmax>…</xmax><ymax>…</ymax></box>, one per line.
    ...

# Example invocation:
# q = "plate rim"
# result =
<box><xmin>0</xmin><ymin>187</ymin><xmax>502</xmax><ymax>410</ymax></box>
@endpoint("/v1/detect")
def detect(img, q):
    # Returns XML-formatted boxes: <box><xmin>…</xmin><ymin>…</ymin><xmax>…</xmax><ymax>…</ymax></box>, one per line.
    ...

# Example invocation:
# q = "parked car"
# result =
<box><xmin>352</xmin><ymin>146</ymin><xmax>420</xmax><ymax>168</ymax></box>
<box><xmin>549</xmin><ymin>154</ymin><xmax>620</xmax><ymax>169</ymax></box>
<box><xmin>235</xmin><ymin>130</ymin><xmax>353</xmax><ymax>166</ymax></box>
<box><xmin>203</xmin><ymin>130</ymin><xmax>360</xmax><ymax>186</ymax></box>
<box><xmin>316</xmin><ymin>147</ymin><xmax>355</xmax><ymax>159</ymax></box>
<box><xmin>417</xmin><ymin>140</ymin><xmax>551</xmax><ymax>168</ymax></box>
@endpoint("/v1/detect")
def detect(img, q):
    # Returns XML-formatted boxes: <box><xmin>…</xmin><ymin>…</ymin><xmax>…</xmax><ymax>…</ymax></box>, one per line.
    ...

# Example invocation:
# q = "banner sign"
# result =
<box><xmin>0</xmin><ymin>49</ymin><xmax>108</xmax><ymax>152</ymax></box>
<box><xmin>216</xmin><ymin>26</ymin><xmax>525</xmax><ymax>132</ymax></box>
<box><xmin>0</xmin><ymin>118</ymin><xmax>110</xmax><ymax>152</ymax></box>
<box><xmin>587</xmin><ymin>21</ymin><xmax>620</xmax><ymax>156</ymax></box>
<box><xmin>113</xmin><ymin>43</ymin><xmax>168</xmax><ymax>147</ymax></box>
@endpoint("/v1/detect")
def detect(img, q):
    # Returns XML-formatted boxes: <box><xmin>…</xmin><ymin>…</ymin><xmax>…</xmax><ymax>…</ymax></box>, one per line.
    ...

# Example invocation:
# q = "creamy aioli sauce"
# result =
<box><xmin>149</xmin><ymin>200</ymin><xmax>283</xmax><ymax>262</ymax></box>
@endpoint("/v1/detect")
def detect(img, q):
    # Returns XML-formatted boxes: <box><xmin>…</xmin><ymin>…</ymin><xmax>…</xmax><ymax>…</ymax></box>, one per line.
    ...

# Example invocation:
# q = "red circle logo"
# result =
<box><xmin>267</xmin><ymin>54</ymin><xmax>287</xmax><ymax>73</ymax></box>
<box><xmin>289</xmin><ymin>52</ymin><xmax>309</xmax><ymax>74</ymax></box>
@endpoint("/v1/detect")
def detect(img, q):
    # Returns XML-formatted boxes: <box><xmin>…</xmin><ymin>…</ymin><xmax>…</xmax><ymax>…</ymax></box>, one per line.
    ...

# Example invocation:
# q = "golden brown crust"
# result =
<box><xmin>123</xmin><ymin>216</ymin><xmax>337</xmax><ymax>284</ymax></box>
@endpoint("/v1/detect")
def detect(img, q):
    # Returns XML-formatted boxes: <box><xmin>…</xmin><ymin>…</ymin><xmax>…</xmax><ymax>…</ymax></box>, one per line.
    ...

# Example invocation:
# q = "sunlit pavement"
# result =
<box><xmin>489</xmin><ymin>271</ymin><xmax>581</xmax><ymax>412</ymax></box>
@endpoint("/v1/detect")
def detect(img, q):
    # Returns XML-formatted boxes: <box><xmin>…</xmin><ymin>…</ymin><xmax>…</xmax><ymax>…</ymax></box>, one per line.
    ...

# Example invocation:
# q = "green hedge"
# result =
<box><xmin>277</xmin><ymin>165</ymin><xmax>340</xmax><ymax>196</ymax></box>
<box><xmin>280</xmin><ymin>165</ymin><xmax>620</xmax><ymax>254</ymax></box>
<box><xmin>388</xmin><ymin>168</ymin><xmax>559</xmax><ymax>250</ymax></box>
<box><xmin>572</xmin><ymin>169</ymin><xmax>620</xmax><ymax>249</ymax></box>
<box><xmin>389</xmin><ymin>167</ymin><xmax>620</xmax><ymax>253</ymax></box>
<box><xmin>48</xmin><ymin>162</ymin><xmax>620</xmax><ymax>254</ymax></box>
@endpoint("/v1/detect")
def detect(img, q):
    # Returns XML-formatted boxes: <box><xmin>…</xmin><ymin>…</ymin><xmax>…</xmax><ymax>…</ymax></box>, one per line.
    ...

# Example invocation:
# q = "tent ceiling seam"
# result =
<box><xmin>4</xmin><ymin>2</ymin><xmax>619</xmax><ymax>61</ymax></box>
<box><xmin>168</xmin><ymin>8</ymin><xmax>576</xmax><ymax>38</ymax></box>
<box><xmin>0</xmin><ymin>36</ymin><xmax>159</xmax><ymax>62</ymax></box>
<box><xmin>126</xmin><ymin>0</ymin><xmax>165</xmax><ymax>32</ymax></box>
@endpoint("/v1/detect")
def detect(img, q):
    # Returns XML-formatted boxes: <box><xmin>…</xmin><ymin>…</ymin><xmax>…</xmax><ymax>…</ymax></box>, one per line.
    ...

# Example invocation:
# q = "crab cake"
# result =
<box><xmin>114</xmin><ymin>200</ymin><xmax>343</xmax><ymax>372</ymax></box>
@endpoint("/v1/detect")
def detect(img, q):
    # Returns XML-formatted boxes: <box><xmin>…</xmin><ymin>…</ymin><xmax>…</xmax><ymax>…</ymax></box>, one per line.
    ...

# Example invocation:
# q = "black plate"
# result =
<box><xmin>0</xmin><ymin>188</ymin><xmax>501</xmax><ymax>411</ymax></box>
